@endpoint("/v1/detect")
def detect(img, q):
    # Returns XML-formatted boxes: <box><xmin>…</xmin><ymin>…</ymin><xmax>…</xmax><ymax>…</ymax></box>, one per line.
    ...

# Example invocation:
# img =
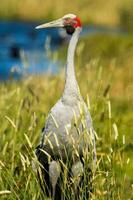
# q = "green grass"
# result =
<box><xmin>0</xmin><ymin>34</ymin><xmax>133</xmax><ymax>199</ymax></box>
<box><xmin>0</xmin><ymin>0</ymin><xmax>133</xmax><ymax>29</ymax></box>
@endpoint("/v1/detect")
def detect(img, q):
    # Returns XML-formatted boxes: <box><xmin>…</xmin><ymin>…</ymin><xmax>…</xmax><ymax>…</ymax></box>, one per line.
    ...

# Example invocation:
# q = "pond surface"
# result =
<box><xmin>0</xmin><ymin>21</ymin><xmax>124</xmax><ymax>80</ymax></box>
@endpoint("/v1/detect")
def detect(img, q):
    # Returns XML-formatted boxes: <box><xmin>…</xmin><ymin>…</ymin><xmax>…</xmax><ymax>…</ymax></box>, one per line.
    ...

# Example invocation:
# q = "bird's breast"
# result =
<box><xmin>41</xmin><ymin>99</ymin><xmax>93</xmax><ymax>159</ymax></box>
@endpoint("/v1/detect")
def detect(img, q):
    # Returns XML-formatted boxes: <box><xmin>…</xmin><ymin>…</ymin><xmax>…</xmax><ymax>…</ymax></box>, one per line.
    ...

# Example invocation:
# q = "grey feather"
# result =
<box><xmin>35</xmin><ymin>15</ymin><xmax>96</xmax><ymax>199</ymax></box>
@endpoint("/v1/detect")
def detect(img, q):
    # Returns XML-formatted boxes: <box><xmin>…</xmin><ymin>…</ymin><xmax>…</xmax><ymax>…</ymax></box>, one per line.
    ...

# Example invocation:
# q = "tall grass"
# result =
<box><xmin>0</xmin><ymin>0</ymin><xmax>133</xmax><ymax>28</ymax></box>
<box><xmin>0</xmin><ymin>34</ymin><xmax>133</xmax><ymax>199</ymax></box>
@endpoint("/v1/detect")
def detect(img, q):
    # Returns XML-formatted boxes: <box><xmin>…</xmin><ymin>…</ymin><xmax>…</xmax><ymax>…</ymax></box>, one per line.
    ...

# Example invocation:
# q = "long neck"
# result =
<box><xmin>63</xmin><ymin>27</ymin><xmax>82</xmax><ymax>99</ymax></box>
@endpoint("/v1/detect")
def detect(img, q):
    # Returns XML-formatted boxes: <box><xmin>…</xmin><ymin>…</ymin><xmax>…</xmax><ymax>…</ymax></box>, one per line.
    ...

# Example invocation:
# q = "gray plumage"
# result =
<box><xmin>35</xmin><ymin>14</ymin><xmax>96</xmax><ymax>200</ymax></box>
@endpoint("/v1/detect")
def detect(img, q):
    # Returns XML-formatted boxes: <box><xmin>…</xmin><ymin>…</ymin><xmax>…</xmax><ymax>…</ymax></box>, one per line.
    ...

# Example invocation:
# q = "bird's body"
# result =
<box><xmin>35</xmin><ymin>14</ymin><xmax>96</xmax><ymax>199</ymax></box>
<box><xmin>40</xmin><ymin>93</ymin><xmax>93</xmax><ymax>159</ymax></box>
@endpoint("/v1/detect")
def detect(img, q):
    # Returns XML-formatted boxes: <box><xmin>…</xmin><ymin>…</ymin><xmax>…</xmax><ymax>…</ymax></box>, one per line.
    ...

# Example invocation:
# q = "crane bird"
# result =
<box><xmin>35</xmin><ymin>13</ymin><xmax>96</xmax><ymax>200</ymax></box>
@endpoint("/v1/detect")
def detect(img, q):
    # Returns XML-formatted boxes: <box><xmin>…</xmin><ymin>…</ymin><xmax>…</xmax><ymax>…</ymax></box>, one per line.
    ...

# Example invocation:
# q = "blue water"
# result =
<box><xmin>0</xmin><ymin>21</ymin><xmax>65</xmax><ymax>80</ymax></box>
<box><xmin>0</xmin><ymin>21</ymin><xmax>125</xmax><ymax>80</ymax></box>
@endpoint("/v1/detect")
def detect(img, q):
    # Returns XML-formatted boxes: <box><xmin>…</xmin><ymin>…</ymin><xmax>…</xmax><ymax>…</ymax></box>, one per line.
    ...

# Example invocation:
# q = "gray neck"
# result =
<box><xmin>63</xmin><ymin>27</ymin><xmax>82</xmax><ymax>99</ymax></box>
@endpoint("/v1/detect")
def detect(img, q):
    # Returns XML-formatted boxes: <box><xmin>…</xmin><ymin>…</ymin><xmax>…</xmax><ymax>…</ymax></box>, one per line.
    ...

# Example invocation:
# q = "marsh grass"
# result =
<box><xmin>0</xmin><ymin>0</ymin><xmax>133</xmax><ymax>28</ymax></box>
<box><xmin>0</xmin><ymin>34</ymin><xmax>133</xmax><ymax>199</ymax></box>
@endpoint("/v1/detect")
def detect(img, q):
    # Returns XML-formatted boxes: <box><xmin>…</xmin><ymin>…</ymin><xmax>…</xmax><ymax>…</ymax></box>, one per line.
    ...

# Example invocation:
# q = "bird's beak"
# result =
<box><xmin>35</xmin><ymin>18</ymin><xmax>64</xmax><ymax>29</ymax></box>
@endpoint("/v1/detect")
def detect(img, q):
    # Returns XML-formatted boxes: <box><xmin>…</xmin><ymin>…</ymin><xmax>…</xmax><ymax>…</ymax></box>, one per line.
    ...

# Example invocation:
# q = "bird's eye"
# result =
<box><xmin>63</xmin><ymin>18</ymin><xmax>76</xmax><ymax>35</ymax></box>
<box><xmin>64</xmin><ymin>18</ymin><xmax>76</xmax><ymax>27</ymax></box>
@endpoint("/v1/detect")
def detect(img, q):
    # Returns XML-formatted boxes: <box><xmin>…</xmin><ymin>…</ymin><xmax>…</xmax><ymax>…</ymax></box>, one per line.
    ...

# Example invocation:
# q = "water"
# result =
<box><xmin>0</xmin><ymin>21</ymin><xmax>64</xmax><ymax>80</ymax></box>
<box><xmin>0</xmin><ymin>21</ymin><xmax>125</xmax><ymax>80</ymax></box>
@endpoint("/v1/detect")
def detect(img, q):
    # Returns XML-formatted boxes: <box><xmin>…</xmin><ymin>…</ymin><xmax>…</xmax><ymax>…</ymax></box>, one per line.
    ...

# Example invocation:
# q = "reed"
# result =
<box><xmin>0</xmin><ymin>34</ymin><xmax>132</xmax><ymax>199</ymax></box>
<box><xmin>0</xmin><ymin>0</ymin><xmax>132</xmax><ymax>28</ymax></box>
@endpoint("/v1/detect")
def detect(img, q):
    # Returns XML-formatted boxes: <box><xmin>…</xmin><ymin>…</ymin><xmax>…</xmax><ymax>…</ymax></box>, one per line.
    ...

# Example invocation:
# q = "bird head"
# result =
<box><xmin>35</xmin><ymin>14</ymin><xmax>82</xmax><ymax>35</ymax></box>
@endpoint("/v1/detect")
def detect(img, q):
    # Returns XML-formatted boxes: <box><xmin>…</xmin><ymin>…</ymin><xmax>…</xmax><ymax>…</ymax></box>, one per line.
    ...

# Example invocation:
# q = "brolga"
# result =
<box><xmin>35</xmin><ymin>14</ymin><xmax>96</xmax><ymax>200</ymax></box>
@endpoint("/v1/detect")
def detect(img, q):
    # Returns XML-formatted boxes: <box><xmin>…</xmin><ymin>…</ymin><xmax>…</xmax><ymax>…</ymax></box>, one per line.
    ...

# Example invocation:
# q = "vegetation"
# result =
<box><xmin>0</xmin><ymin>34</ymin><xmax>133</xmax><ymax>199</ymax></box>
<box><xmin>0</xmin><ymin>0</ymin><xmax>133</xmax><ymax>29</ymax></box>
<box><xmin>119</xmin><ymin>0</ymin><xmax>133</xmax><ymax>31</ymax></box>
